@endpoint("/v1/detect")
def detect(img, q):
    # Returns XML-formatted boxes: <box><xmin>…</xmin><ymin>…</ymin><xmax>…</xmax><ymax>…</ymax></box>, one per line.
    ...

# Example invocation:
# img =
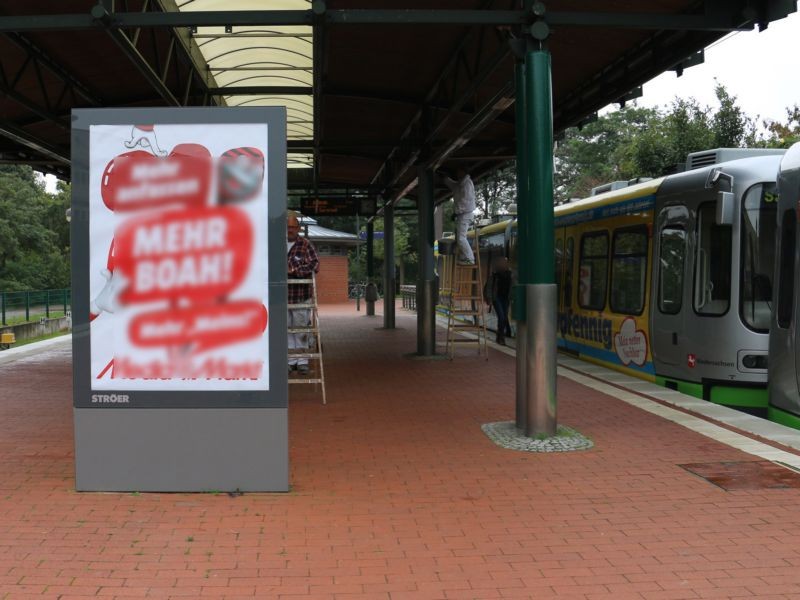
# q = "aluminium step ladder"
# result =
<box><xmin>287</xmin><ymin>273</ymin><xmax>327</xmax><ymax>404</ymax></box>
<box><xmin>444</xmin><ymin>227</ymin><xmax>489</xmax><ymax>360</ymax></box>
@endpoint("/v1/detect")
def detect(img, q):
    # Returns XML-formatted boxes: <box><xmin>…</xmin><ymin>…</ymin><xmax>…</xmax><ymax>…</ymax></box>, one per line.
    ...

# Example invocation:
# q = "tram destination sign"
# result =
<box><xmin>300</xmin><ymin>196</ymin><xmax>377</xmax><ymax>217</ymax></box>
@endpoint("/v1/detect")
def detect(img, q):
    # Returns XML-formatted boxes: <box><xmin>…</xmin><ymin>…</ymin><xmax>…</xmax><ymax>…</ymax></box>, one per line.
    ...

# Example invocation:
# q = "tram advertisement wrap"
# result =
<box><xmin>88</xmin><ymin>123</ymin><xmax>270</xmax><ymax>392</ymax></box>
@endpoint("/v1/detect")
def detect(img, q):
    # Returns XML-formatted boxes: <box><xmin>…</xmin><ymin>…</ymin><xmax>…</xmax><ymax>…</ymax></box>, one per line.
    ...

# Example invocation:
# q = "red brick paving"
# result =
<box><xmin>2</xmin><ymin>303</ymin><xmax>800</xmax><ymax>599</ymax></box>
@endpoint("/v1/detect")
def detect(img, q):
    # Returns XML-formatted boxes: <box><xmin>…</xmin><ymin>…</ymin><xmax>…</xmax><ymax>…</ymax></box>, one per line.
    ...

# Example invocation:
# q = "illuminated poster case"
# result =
<box><xmin>71</xmin><ymin>108</ymin><xmax>288</xmax><ymax>491</ymax></box>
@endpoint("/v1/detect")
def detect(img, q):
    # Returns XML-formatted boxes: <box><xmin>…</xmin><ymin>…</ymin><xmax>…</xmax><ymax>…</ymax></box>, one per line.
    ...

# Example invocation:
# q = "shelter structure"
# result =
<box><xmin>0</xmin><ymin>0</ymin><xmax>794</xmax><ymax>436</ymax></box>
<box><xmin>298</xmin><ymin>215</ymin><xmax>361</xmax><ymax>304</ymax></box>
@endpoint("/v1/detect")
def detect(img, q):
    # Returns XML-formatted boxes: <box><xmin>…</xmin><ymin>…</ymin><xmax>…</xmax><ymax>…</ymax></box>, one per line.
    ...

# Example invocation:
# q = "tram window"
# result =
<box><xmin>565</xmin><ymin>237</ymin><xmax>574</xmax><ymax>308</ymax></box>
<box><xmin>777</xmin><ymin>209</ymin><xmax>796</xmax><ymax>329</ymax></box>
<box><xmin>741</xmin><ymin>183</ymin><xmax>778</xmax><ymax>332</ymax></box>
<box><xmin>578</xmin><ymin>231</ymin><xmax>608</xmax><ymax>311</ymax></box>
<box><xmin>693</xmin><ymin>203</ymin><xmax>731</xmax><ymax>316</ymax></box>
<box><xmin>555</xmin><ymin>238</ymin><xmax>564</xmax><ymax>303</ymax></box>
<box><xmin>610</xmin><ymin>227</ymin><xmax>648</xmax><ymax>315</ymax></box>
<box><xmin>658</xmin><ymin>227</ymin><xmax>685</xmax><ymax>315</ymax></box>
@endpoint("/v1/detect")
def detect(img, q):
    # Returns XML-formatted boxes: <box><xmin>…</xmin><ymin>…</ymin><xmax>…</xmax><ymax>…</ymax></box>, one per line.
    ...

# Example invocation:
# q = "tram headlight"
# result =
<box><xmin>742</xmin><ymin>354</ymin><xmax>768</xmax><ymax>370</ymax></box>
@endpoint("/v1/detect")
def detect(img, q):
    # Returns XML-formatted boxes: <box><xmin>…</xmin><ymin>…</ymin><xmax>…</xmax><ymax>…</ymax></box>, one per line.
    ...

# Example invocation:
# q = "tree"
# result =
<box><xmin>624</xmin><ymin>97</ymin><xmax>715</xmax><ymax>177</ymax></box>
<box><xmin>474</xmin><ymin>164</ymin><xmax>516</xmax><ymax>219</ymax></box>
<box><xmin>349</xmin><ymin>217</ymin><xmax>416</xmax><ymax>289</ymax></box>
<box><xmin>554</xmin><ymin>83</ymin><xmax>782</xmax><ymax>203</ymax></box>
<box><xmin>554</xmin><ymin>105</ymin><xmax>656</xmax><ymax>201</ymax></box>
<box><xmin>763</xmin><ymin>105</ymin><xmax>800</xmax><ymax>148</ymax></box>
<box><xmin>0</xmin><ymin>166</ymin><xmax>70</xmax><ymax>291</ymax></box>
<box><xmin>712</xmin><ymin>82</ymin><xmax>760</xmax><ymax>148</ymax></box>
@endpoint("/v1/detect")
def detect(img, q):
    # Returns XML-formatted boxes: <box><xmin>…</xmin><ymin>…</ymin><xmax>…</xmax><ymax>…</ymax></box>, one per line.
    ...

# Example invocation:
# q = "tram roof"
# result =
<box><xmin>0</xmin><ymin>1</ymin><xmax>794</xmax><ymax>205</ymax></box>
<box><xmin>554</xmin><ymin>178</ymin><xmax>665</xmax><ymax>217</ymax></box>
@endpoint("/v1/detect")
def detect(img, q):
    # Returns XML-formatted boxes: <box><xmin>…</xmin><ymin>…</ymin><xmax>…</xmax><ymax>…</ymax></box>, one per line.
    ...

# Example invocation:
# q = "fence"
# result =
<box><xmin>0</xmin><ymin>289</ymin><xmax>71</xmax><ymax>326</ymax></box>
<box><xmin>400</xmin><ymin>285</ymin><xmax>416</xmax><ymax>310</ymax></box>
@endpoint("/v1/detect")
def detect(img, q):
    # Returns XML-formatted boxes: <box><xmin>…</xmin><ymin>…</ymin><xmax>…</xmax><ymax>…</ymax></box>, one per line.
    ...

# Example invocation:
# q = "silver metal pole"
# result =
<box><xmin>524</xmin><ymin>283</ymin><xmax>557</xmax><ymax>437</ymax></box>
<box><xmin>515</xmin><ymin>325</ymin><xmax>527</xmax><ymax>430</ymax></box>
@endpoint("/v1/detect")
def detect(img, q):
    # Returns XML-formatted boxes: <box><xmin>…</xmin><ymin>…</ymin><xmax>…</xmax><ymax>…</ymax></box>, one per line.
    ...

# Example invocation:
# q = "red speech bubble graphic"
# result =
<box><xmin>114</xmin><ymin>206</ymin><xmax>254</xmax><ymax>304</ymax></box>
<box><xmin>129</xmin><ymin>300</ymin><xmax>268</xmax><ymax>353</ymax></box>
<box><xmin>218</xmin><ymin>147</ymin><xmax>265</xmax><ymax>204</ymax></box>
<box><xmin>100</xmin><ymin>145</ymin><xmax>212</xmax><ymax>213</ymax></box>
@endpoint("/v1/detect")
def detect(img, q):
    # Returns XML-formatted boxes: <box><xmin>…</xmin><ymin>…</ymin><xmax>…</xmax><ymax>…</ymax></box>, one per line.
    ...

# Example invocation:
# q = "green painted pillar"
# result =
<box><xmin>416</xmin><ymin>166</ymin><xmax>437</xmax><ymax>356</ymax></box>
<box><xmin>518</xmin><ymin>44</ymin><xmax>557</xmax><ymax>437</ymax></box>
<box><xmin>383</xmin><ymin>203</ymin><xmax>396</xmax><ymax>329</ymax></box>
<box><xmin>366</xmin><ymin>220</ymin><xmax>375</xmax><ymax>316</ymax></box>
<box><xmin>526</xmin><ymin>48</ymin><xmax>555</xmax><ymax>286</ymax></box>
<box><xmin>514</xmin><ymin>57</ymin><xmax>528</xmax><ymax>431</ymax></box>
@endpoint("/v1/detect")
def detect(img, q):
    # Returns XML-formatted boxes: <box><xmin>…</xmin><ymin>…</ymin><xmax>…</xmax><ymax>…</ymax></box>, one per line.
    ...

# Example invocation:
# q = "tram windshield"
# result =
<box><xmin>741</xmin><ymin>182</ymin><xmax>778</xmax><ymax>332</ymax></box>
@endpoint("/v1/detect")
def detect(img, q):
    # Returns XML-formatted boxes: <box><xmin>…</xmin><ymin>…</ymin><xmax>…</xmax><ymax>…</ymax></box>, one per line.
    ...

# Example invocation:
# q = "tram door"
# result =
<box><xmin>770</xmin><ymin>147</ymin><xmax>800</xmax><ymax>417</ymax></box>
<box><xmin>650</xmin><ymin>204</ymin><xmax>691</xmax><ymax>367</ymax></box>
<box><xmin>555</xmin><ymin>228</ymin><xmax>577</xmax><ymax>353</ymax></box>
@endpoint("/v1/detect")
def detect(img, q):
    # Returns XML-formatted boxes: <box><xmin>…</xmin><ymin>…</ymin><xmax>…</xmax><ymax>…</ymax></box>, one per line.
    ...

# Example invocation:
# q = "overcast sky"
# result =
<box><xmin>629</xmin><ymin>9</ymin><xmax>800</xmax><ymax>123</ymax></box>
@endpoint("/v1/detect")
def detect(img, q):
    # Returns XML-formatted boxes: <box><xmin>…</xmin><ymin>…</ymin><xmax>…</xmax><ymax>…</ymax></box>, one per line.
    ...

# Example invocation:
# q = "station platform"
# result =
<box><xmin>2</xmin><ymin>302</ymin><xmax>800</xmax><ymax>599</ymax></box>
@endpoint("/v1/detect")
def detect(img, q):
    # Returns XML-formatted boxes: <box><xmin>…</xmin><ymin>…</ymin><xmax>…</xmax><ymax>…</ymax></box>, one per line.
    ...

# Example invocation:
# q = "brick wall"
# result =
<box><xmin>316</xmin><ymin>255</ymin><xmax>349</xmax><ymax>304</ymax></box>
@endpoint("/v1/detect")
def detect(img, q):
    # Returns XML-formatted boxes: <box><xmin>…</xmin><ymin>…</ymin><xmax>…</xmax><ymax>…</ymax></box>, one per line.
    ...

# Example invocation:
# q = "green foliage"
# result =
<box><xmin>712</xmin><ymin>83</ymin><xmax>760</xmax><ymax>148</ymax></box>
<box><xmin>624</xmin><ymin>97</ymin><xmax>716</xmax><ymax>177</ymax></box>
<box><xmin>348</xmin><ymin>217</ymin><xmax>415</xmax><ymax>286</ymax></box>
<box><xmin>474</xmin><ymin>164</ymin><xmax>516</xmax><ymax>219</ymax></box>
<box><xmin>763</xmin><ymin>105</ymin><xmax>800</xmax><ymax>148</ymax></box>
<box><xmin>0</xmin><ymin>167</ymin><xmax>70</xmax><ymax>291</ymax></box>
<box><xmin>555</xmin><ymin>105</ymin><xmax>656</xmax><ymax>200</ymax></box>
<box><xmin>554</xmin><ymin>84</ymin><xmax>793</xmax><ymax>202</ymax></box>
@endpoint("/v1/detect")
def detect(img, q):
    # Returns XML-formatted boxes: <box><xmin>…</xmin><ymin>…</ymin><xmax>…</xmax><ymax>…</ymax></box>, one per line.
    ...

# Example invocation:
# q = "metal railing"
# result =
<box><xmin>0</xmin><ymin>288</ymin><xmax>71</xmax><ymax>325</ymax></box>
<box><xmin>400</xmin><ymin>285</ymin><xmax>416</xmax><ymax>310</ymax></box>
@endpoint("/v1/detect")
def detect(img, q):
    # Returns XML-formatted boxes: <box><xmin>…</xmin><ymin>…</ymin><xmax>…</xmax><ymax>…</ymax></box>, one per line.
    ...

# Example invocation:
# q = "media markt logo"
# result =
<box><xmin>91</xmin><ymin>394</ymin><xmax>130</xmax><ymax>404</ymax></box>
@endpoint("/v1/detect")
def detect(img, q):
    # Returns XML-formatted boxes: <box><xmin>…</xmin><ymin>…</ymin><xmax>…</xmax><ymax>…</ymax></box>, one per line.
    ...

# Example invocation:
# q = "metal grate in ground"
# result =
<box><xmin>680</xmin><ymin>460</ymin><xmax>800</xmax><ymax>490</ymax></box>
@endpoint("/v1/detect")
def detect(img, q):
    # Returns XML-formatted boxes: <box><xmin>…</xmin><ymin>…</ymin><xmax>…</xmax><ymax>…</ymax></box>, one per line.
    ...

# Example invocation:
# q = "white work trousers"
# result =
<box><xmin>288</xmin><ymin>307</ymin><xmax>312</xmax><ymax>367</ymax></box>
<box><xmin>456</xmin><ymin>213</ymin><xmax>474</xmax><ymax>263</ymax></box>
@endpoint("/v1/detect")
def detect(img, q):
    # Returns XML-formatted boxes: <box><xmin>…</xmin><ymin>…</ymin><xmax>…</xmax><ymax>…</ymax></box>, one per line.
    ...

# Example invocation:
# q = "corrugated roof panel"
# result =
<box><xmin>177</xmin><ymin>0</ymin><xmax>313</xmax><ymax>170</ymax></box>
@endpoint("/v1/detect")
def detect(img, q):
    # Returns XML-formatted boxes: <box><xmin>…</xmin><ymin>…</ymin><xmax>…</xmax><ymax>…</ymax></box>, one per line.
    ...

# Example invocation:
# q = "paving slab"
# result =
<box><xmin>1</xmin><ymin>304</ymin><xmax>800</xmax><ymax>599</ymax></box>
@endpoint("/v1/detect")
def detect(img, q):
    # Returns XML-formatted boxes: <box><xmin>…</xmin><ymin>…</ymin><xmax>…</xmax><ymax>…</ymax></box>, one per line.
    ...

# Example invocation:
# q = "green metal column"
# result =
<box><xmin>417</xmin><ymin>166</ymin><xmax>436</xmax><ymax>356</ymax></box>
<box><xmin>366</xmin><ymin>220</ymin><xmax>375</xmax><ymax>316</ymax></box>
<box><xmin>383</xmin><ymin>202</ymin><xmax>396</xmax><ymax>329</ymax></box>
<box><xmin>514</xmin><ymin>56</ymin><xmax>528</xmax><ymax>431</ymax></box>
<box><xmin>519</xmin><ymin>44</ymin><xmax>557</xmax><ymax>437</ymax></box>
<box><xmin>526</xmin><ymin>49</ymin><xmax>554</xmax><ymax>286</ymax></box>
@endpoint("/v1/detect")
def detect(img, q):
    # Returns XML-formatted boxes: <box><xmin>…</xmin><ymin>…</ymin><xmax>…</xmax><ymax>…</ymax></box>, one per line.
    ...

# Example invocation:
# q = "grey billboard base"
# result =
<box><xmin>74</xmin><ymin>408</ymin><xmax>288</xmax><ymax>492</ymax></box>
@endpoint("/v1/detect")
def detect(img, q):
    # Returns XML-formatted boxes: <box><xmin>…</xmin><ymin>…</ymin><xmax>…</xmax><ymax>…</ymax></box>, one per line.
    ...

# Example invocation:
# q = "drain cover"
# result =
<box><xmin>679</xmin><ymin>460</ymin><xmax>800</xmax><ymax>491</ymax></box>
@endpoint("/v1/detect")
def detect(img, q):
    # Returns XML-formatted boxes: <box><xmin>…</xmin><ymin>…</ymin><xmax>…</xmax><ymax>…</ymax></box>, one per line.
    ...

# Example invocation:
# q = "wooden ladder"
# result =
<box><xmin>287</xmin><ymin>273</ymin><xmax>327</xmax><ymax>404</ymax></box>
<box><xmin>445</xmin><ymin>228</ymin><xmax>489</xmax><ymax>360</ymax></box>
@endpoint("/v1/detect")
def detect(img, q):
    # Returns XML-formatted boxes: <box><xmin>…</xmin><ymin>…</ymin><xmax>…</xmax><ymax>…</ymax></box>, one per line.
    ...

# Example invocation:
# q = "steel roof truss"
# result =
<box><xmin>0</xmin><ymin>4</ymin><xmax>792</xmax><ymax>32</ymax></box>
<box><xmin>0</xmin><ymin>58</ymin><xmax>69</xmax><ymax>131</ymax></box>
<box><xmin>4</xmin><ymin>33</ymin><xmax>102</xmax><ymax>106</ymax></box>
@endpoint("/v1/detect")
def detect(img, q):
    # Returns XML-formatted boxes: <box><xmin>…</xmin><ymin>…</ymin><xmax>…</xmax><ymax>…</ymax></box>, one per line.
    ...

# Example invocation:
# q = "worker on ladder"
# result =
<box><xmin>287</xmin><ymin>211</ymin><xmax>320</xmax><ymax>373</ymax></box>
<box><xmin>441</xmin><ymin>167</ymin><xmax>476</xmax><ymax>265</ymax></box>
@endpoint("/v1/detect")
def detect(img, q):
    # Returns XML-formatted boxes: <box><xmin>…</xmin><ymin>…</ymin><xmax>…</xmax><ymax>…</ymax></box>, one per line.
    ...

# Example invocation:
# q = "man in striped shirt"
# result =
<box><xmin>287</xmin><ymin>211</ymin><xmax>320</xmax><ymax>373</ymax></box>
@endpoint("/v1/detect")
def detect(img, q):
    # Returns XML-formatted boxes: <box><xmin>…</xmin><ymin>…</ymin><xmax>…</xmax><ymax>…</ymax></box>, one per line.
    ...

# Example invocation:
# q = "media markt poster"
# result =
<box><xmin>88</xmin><ymin>123</ymin><xmax>270</xmax><ymax>392</ymax></box>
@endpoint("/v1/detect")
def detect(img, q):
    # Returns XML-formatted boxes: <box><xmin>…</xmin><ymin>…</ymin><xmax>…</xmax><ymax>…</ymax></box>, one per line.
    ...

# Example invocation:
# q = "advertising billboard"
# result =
<box><xmin>88</xmin><ymin>124</ymin><xmax>270</xmax><ymax>392</ymax></box>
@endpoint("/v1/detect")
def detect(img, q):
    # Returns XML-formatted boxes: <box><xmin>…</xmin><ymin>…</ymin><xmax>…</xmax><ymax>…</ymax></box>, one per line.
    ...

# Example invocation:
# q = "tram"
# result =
<box><xmin>769</xmin><ymin>142</ymin><xmax>800</xmax><ymax>427</ymax></box>
<box><xmin>473</xmin><ymin>148</ymin><xmax>785</xmax><ymax>411</ymax></box>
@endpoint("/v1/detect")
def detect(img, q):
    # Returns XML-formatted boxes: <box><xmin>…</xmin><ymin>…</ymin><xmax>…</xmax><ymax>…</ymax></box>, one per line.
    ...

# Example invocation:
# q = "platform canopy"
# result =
<box><xmin>0</xmin><ymin>0</ymin><xmax>794</xmax><ymax>203</ymax></box>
